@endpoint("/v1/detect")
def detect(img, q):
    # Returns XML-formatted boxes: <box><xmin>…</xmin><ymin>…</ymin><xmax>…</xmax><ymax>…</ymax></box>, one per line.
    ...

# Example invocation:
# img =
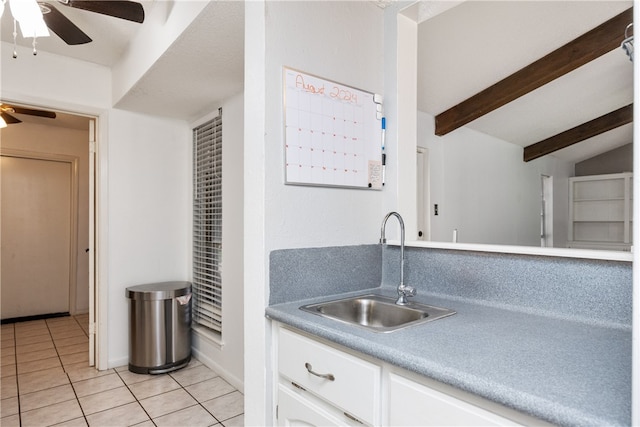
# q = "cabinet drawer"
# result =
<box><xmin>278</xmin><ymin>327</ymin><xmax>380</xmax><ymax>425</ymax></box>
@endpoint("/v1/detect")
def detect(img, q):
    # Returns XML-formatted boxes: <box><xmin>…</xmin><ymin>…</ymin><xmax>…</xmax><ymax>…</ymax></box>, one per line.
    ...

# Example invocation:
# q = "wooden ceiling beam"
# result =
<box><xmin>434</xmin><ymin>7</ymin><xmax>633</xmax><ymax>136</ymax></box>
<box><xmin>523</xmin><ymin>104</ymin><xmax>633</xmax><ymax>162</ymax></box>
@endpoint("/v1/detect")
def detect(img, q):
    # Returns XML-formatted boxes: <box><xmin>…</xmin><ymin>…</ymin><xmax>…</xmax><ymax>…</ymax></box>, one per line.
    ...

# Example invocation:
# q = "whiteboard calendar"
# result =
<box><xmin>283</xmin><ymin>67</ymin><xmax>383</xmax><ymax>189</ymax></box>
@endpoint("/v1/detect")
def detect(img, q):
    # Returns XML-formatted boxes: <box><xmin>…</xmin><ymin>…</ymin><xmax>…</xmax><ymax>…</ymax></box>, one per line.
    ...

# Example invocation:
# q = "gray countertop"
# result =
<box><xmin>266</xmin><ymin>287</ymin><xmax>632</xmax><ymax>427</ymax></box>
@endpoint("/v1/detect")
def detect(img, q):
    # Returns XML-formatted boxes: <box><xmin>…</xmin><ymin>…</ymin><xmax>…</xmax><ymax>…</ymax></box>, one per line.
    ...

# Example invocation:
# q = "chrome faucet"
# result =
<box><xmin>380</xmin><ymin>212</ymin><xmax>416</xmax><ymax>305</ymax></box>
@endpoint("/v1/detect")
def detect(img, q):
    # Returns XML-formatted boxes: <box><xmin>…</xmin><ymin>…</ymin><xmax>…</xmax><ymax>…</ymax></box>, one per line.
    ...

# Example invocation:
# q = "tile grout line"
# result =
<box><xmin>65</xmin><ymin>371</ymin><xmax>89</xmax><ymax>425</ymax></box>
<box><xmin>19</xmin><ymin>317</ymin><xmax>86</xmax><ymax>425</ymax></box>
<box><xmin>114</xmin><ymin>369</ymin><xmax>158</xmax><ymax>427</ymax></box>
<box><xmin>61</xmin><ymin>318</ymin><xmax>89</xmax><ymax>427</ymax></box>
<box><xmin>12</xmin><ymin>323</ymin><xmax>23</xmax><ymax>427</ymax></box>
<box><xmin>44</xmin><ymin>317</ymin><xmax>64</xmax><ymax>367</ymax></box>
<box><xmin>177</xmin><ymin>367</ymin><xmax>246</xmax><ymax>426</ymax></box>
<box><xmin>6</xmin><ymin>317</ymin><xmax>87</xmax><ymax>426</ymax></box>
<box><xmin>175</xmin><ymin>371</ymin><xmax>224</xmax><ymax>426</ymax></box>
<box><xmin>8</xmin><ymin>317</ymin><xmax>242</xmax><ymax>427</ymax></box>
<box><xmin>60</xmin><ymin>315</ymin><xmax>92</xmax><ymax>426</ymax></box>
<box><xmin>112</xmin><ymin>363</ymin><xmax>235</xmax><ymax>426</ymax></box>
<box><xmin>71</xmin><ymin>315</ymin><xmax>90</xmax><ymax>339</ymax></box>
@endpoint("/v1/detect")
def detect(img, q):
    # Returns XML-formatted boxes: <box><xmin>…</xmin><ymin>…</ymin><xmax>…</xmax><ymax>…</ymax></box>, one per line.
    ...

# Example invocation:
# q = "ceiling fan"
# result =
<box><xmin>1</xmin><ymin>103</ymin><xmax>56</xmax><ymax>127</ymax></box>
<box><xmin>2</xmin><ymin>0</ymin><xmax>145</xmax><ymax>46</ymax></box>
<box><xmin>39</xmin><ymin>0</ymin><xmax>145</xmax><ymax>45</ymax></box>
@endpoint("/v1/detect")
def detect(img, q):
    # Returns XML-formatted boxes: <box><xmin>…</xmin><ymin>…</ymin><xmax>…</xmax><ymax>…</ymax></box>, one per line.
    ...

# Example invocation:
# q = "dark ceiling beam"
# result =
<box><xmin>523</xmin><ymin>104</ymin><xmax>633</xmax><ymax>162</ymax></box>
<box><xmin>434</xmin><ymin>7</ymin><xmax>633</xmax><ymax>136</ymax></box>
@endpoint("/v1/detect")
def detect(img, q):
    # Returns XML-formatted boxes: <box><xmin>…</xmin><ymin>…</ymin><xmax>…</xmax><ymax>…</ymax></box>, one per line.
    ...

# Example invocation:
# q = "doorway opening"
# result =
<box><xmin>541</xmin><ymin>174</ymin><xmax>553</xmax><ymax>247</ymax></box>
<box><xmin>0</xmin><ymin>105</ymin><xmax>98</xmax><ymax>367</ymax></box>
<box><xmin>416</xmin><ymin>147</ymin><xmax>429</xmax><ymax>241</ymax></box>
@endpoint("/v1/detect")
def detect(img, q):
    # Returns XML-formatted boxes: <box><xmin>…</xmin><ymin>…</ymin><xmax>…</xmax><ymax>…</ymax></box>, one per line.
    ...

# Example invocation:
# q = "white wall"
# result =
<box><xmin>1</xmin><ymin>42</ymin><xmax>111</xmax><ymax>111</ymax></box>
<box><xmin>244</xmin><ymin>2</ymin><xmax>387</xmax><ymax>424</ymax></box>
<box><xmin>1</xmin><ymin>123</ymin><xmax>90</xmax><ymax>314</ymax></box>
<box><xmin>264</xmin><ymin>1</ymin><xmax>386</xmax><ymax>251</ymax></box>
<box><xmin>417</xmin><ymin>110</ymin><xmax>573</xmax><ymax>247</ymax></box>
<box><xmin>114</xmin><ymin>0</ymin><xmax>246</xmax><ymax>384</ymax></box>
<box><xmin>191</xmin><ymin>92</ymin><xmax>244</xmax><ymax>390</ymax></box>
<box><xmin>107</xmin><ymin>109</ymin><xmax>190</xmax><ymax>367</ymax></box>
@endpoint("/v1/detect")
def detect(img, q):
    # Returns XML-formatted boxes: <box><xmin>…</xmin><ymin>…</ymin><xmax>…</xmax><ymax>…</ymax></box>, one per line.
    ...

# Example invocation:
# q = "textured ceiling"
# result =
<box><xmin>114</xmin><ymin>1</ymin><xmax>244</xmax><ymax>122</ymax></box>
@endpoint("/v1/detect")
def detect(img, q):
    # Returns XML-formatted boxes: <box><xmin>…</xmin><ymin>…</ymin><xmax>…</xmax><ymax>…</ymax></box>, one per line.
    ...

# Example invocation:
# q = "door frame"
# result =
<box><xmin>540</xmin><ymin>175</ymin><xmax>553</xmax><ymax>248</ymax></box>
<box><xmin>416</xmin><ymin>147</ymin><xmax>430</xmax><ymax>241</ymax></box>
<box><xmin>93</xmin><ymin>112</ymin><xmax>108</xmax><ymax>371</ymax></box>
<box><xmin>88</xmin><ymin>119</ymin><xmax>96</xmax><ymax>366</ymax></box>
<box><xmin>1</xmin><ymin>149</ymin><xmax>80</xmax><ymax>315</ymax></box>
<box><xmin>0</xmin><ymin>100</ymin><xmax>105</xmax><ymax>369</ymax></box>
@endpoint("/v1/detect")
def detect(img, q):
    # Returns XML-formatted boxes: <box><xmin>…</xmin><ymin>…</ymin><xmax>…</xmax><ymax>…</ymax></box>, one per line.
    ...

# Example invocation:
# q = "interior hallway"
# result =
<box><xmin>1</xmin><ymin>315</ymin><xmax>244</xmax><ymax>426</ymax></box>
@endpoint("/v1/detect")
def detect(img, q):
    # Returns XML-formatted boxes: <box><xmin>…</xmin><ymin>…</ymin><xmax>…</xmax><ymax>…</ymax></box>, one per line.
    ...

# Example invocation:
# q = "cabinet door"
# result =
<box><xmin>277</xmin><ymin>385</ymin><xmax>347</xmax><ymax>427</ymax></box>
<box><xmin>388</xmin><ymin>373</ymin><xmax>520</xmax><ymax>426</ymax></box>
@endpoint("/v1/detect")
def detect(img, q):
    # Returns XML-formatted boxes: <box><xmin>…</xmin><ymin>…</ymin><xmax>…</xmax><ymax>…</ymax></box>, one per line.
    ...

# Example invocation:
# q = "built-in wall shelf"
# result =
<box><xmin>568</xmin><ymin>172</ymin><xmax>632</xmax><ymax>251</ymax></box>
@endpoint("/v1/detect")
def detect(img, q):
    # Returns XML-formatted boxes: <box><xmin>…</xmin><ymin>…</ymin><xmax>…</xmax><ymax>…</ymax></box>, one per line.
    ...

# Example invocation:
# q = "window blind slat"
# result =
<box><xmin>192</xmin><ymin>113</ymin><xmax>223</xmax><ymax>334</ymax></box>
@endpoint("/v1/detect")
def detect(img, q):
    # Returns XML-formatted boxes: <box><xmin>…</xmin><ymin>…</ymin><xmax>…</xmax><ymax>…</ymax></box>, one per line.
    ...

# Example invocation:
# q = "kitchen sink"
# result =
<box><xmin>300</xmin><ymin>294</ymin><xmax>455</xmax><ymax>333</ymax></box>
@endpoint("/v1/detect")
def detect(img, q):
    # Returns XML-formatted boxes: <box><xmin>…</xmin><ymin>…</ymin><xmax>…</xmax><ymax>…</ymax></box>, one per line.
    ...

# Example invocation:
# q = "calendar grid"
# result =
<box><xmin>283</xmin><ymin>67</ymin><xmax>382</xmax><ymax>189</ymax></box>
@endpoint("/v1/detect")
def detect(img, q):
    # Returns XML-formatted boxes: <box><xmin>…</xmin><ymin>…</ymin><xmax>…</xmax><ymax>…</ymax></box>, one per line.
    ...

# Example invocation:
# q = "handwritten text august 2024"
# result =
<box><xmin>295</xmin><ymin>74</ymin><xmax>358</xmax><ymax>104</ymax></box>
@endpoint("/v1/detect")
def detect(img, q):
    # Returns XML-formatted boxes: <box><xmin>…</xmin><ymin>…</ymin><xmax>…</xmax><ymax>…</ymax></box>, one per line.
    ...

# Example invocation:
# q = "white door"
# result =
<box><xmin>1</xmin><ymin>155</ymin><xmax>72</xmax><ymax>319</ymax></box>
<box><xmin>416</xmin><ymin>148</ymin><xmax>429</xmax><ymax>240</ymax></box>
<box><xmin>541</xmin><ymin>175</ymin><xmax>553</xmax><ymax>247</ymax></box>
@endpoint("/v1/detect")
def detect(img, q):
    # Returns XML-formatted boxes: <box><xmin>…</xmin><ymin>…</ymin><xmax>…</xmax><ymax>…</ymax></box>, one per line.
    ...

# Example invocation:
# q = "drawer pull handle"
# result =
<box><xmin>304</xmin><ymin>362</ymin><xmax>335</xmax><ymax>381</ymax></box>
<box><xmin>344</xmin><ymin>412</ymin><xmax>363</xmax><ymax>424</ymax></box>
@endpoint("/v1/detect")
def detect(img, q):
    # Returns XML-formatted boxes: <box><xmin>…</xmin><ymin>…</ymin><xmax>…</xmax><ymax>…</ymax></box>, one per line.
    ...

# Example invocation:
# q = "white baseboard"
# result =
<box><xmin>107</xmin><ymin>333</ymin><xmax>244</xmax><ymax>394</ymax></box>
<box><xmin>108</xmin><ymin>356</ymin><xmax>129</xmax><ymax>370</ymax></box>
<box><xmin>191</xmin><ymin>346</ymin><xmax>244</xmax><ymax>393</ymax></box>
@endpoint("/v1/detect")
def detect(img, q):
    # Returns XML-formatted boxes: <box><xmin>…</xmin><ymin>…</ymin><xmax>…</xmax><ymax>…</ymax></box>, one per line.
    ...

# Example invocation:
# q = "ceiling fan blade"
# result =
<box><xmin>65</xmin><ymin>1</ymin><xmax>145</xmax><ymax>23</ymax></box>
<box><xmin>10</xmin><ymin>106</ymin><xmax>57</xmax><ymax>119</ymax></box>
<box><xmin>41</xmin><ymin>4</ymin><xmax>92</xmax><ymax>45</ymax></box>
<box><xmin>1</xmin><ymin>112</ymin><xmax>22</xmax><ymax>125</ymax></box>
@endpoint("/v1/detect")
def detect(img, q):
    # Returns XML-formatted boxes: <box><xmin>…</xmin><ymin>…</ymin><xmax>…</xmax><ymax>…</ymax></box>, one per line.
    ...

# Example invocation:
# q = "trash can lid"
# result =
<box><xmin>125</xmin><ymin>281</ymin><xmax>192</xmax><ymax>300</ymax></box>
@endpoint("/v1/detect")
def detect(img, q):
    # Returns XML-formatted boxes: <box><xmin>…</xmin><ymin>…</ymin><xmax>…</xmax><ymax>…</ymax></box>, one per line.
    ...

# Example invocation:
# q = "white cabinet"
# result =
<box><xmin>388</xmin><ymin>372</ymin><xmax>518</xmax><ymax>426</ymax></box>
<box><xmin>277</xmin><ymin>326</ymin><xmax>381</xmax><ymax>426</ymax></box>
<box><xmin>274</xmin><ymin>324</ymin><xmax>543</xmax><ymax>427</ymax></box>
<box><xmin>277</xmin><ymin>384</ymin><xmax>352</xmax><ymax>426</ymax></box>
<box><xmin>568</xmin><ymin>172</ymin><xmax>632</xmax><ymax>251</ymax></box>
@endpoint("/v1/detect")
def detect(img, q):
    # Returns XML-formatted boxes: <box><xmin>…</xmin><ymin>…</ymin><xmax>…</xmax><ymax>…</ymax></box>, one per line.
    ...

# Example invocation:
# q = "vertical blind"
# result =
<box><xmin>192</xmin><ymin>113</ymin><xmax>223</xmax><ymax>333</ymax></box>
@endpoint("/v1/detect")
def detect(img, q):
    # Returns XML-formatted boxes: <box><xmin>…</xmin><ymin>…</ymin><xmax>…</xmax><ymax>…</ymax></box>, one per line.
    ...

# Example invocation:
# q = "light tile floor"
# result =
<box><xmin>0</xmin><ymin>315</ymin><xmax>244</xmax><ymax>426</ymax></box>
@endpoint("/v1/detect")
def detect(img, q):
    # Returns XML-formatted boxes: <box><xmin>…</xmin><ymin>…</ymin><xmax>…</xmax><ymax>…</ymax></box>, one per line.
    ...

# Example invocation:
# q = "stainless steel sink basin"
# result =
<box><xmin>300</xmin><ymin>294</ymin><xmax>455</xmax><ymax>333</ymax></box>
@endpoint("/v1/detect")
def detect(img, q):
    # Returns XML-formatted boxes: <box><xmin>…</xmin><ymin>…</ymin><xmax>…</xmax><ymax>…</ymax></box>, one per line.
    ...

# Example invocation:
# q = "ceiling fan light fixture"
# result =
<box><xmin>38</xmin><ymin>3</ymin><xmax>50</xmax><ymax>14</ymax></box>
<box><xmin>0</xmin><ymin>116</ymin><xmax>7</xmax><ymax>129</ymax></box>
<box><xmin>18</xmin><ymin>16</ymin><xmax>49</xmax><ymax>39</ymax></box>
<box><xmin>4</xmin><ymin>0</ymin><xmax>144</xmax><ymax>54</ymax></box>
<box><xmin>621</xmin><ymin>23</ymin><xmax>633</xmax><ymax>62</ymax></box>
<box><xmin>9</xmin><ymin>0</ymin><xmax>49</xmax><ymax>38</ymax></box>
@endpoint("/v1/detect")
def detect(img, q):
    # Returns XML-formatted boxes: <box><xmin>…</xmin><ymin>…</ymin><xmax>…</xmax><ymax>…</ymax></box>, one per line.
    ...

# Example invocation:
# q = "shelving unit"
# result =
<box><xmin>568</xmin><ymin>172</ymin><xmax>632</xmax><ymax>251</ymax></box>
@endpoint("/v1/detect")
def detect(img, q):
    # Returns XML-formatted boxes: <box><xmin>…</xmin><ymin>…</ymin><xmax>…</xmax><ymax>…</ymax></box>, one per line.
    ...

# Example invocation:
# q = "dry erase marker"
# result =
<box><xmin>382</xmin><ymin>153</ymin><xmax>386</xmax><ymax>186</ymax></box>
<box><xmin>381</xmin><ymin>117</ymin><xmax>386</xmax><ymax>150</ymax></box>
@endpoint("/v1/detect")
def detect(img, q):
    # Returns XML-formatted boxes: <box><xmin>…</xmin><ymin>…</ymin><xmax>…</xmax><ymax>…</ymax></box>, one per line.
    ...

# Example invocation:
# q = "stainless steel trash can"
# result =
<box><xmin>125</xmin><ymin>281</ymin><xmax>192</xmax><ymax>374</ymax></box>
